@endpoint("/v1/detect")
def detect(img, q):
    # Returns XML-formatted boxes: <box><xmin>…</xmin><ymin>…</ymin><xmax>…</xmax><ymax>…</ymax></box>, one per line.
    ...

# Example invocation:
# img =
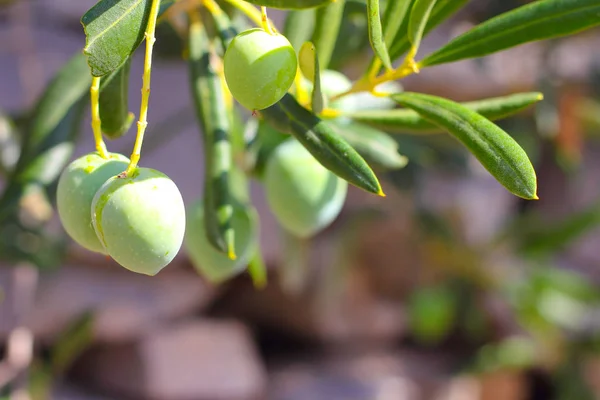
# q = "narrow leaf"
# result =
<box><xmin>284</xmin><ymin>9</ymin><xmax>316</xmax><ymax>51</ymax></box>
<box><xmin>82</xmin><ymin>0</ymin><xmax>153</xmax><ymax>77</ymax></box>
<box><xmin>299</xmin><ymin>42</ymin><xmax>325</xmax><ymax>114</ymax></box>
<box><xmin>312</xmin><ymin>0</ymin><xmax>346</xmax><ymax>69</ymax></box>
<box><xmin>366</xmin><ymin>0</ymin><xmax>392</xmax><ymax>70</ymax></box>
<box><xmin>349</xmin><ymin>92</ymin><xmax>544</xmax><ymax>133</ymax></box>
<box><xmin>421</xmin><ymin>0</ymin><xmax>600</xmax><ymax>67</ymax></box>
<box><xmin>330</xmin><ymin>121</ymin><xmax>408</xmax><ymax>170</ymax></box>
<box><xmin>407</xmin><ymin>0</ymin><xmax>438</xmax><ymax>61</ymax></box>
<box><xmin>261</xmin><ymin>94</ymin><xmax>384</xmax><ymax>195</ymax></box>
<box><xmin>393</xmin><ymin>92</ymin><xmax>538</xmax><ymax>200</ymax></box>
<box><xmin>99</xmin><ymin>58</ymin><xmax>134</xmax><ymax>139</ymax></box>
<box><xmin>188</xmin><ymin>16</ymin><xmax>235</xmax><ymax>258</ymax></box>
<box><xmin>240</xmin><ymin>0</ymin><xmax>333</xmax><ymax>9</ymax></box>
<box><xmin>389</xmin><ymin>0</ymin><xmax>467</xmax><ymax>62</ymax></box>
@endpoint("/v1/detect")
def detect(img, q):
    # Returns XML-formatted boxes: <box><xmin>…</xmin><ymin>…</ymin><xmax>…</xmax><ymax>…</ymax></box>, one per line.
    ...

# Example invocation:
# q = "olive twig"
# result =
<box><xmin>125</xmin><ymin>0</ymin><xmax>161</xmax><ymax>176</ymax></box>
<box><xmin>90</xmin><ymin>76</ymin><xmax>109</xmax><ymax>159</ymax></box>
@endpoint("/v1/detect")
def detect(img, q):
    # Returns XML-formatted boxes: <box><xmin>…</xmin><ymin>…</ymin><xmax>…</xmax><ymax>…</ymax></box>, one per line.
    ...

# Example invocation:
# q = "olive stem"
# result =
<box><xmin>260</xmin><ymin>6</ymin><xmax>274</xmax><ymax>35</ymax></box>
<box><xmin>125</xmin><ymin>0</ymin><xmax>161</xmax><ymax>177</ymax></box>
<box><xmin>90</xmin><ymin>77</ymin><xmax>109</xmax><ymax>159</ymax></box>
<box><xmin>221</xmin><ymin>0</ymin><xmax>276</xmax><ymax>32</ymax></box>
<box><xmin>329</xmin><ymin>61</ymin><xmax>417</xmax><ymax>102</ymax></box>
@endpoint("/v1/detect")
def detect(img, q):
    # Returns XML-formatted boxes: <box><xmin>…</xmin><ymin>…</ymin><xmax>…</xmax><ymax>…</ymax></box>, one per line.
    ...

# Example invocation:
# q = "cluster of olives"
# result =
<box><xmin>57</xmin><ymin>27</ymin><xmax>350</xmax><ymax>279</ymax></box>
<box><xmin>56</xmin><ymin>152</ymin><xmax>186</xmax><ymax>276</ymax></box>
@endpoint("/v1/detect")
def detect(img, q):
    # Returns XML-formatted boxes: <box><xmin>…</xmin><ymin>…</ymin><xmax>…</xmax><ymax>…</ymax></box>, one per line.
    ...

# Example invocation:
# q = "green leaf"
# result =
<box><xmin>206</xmin><ymin>1</ymin><xmax>238</xmax><ymax>50</ymax></box>
<box><xmin>312</xmin><ymin>0</ymin><xmax>346</xmax><ymax>69</ymax></box>
<box><xmin>248</xmin><ymin>245</ymin><xmax>268</xmax><ymax>289</ymax></box>
<box><xmin>420</xmin><ymin>0</ymin><xmax>600</xmax><ymax>67</ymax></box>
<box><xmin>392</xmin><ymin>92</ymin><xmax>538</xmax><ymax>200</ymax></box>
<box><xmin>99</xmin><ymin>58</ymin><xmax>135</xmax><ymax>139</ymax></box>
<box><xmin>406</xmin><ymin>0</ymin><xmax>437</xmax><ymax>61</ymax></box>
<box><xmin>349</xmin><ymin>92</ymin><xmax>544</xmax><ymax>133</ymax></box>
<box><xmin>188</xmin><ymin>17</ymin><xmax>235</xmax><ymax>258</ymax></box>
<box><xmin>389</xmin><ymin>0</ymin><xmax>467</xmax><ymax>62</ymax></box>
<box><xmin>284</xmin><ymin>9</ymin><xmax>317</xmax><ymax>51</ymax></box>
<box><xmin>299</xmin><ymin>41</ymin><xmax>325</xmax><ymax>114</ymax></box>
<box><xmin>366</xmin><ymin>0</ymin><xmax>392</xmax><ymax>70</ymax></box>
<box><xmin>13</xmin><ymin>53</ymin><xmax>91</xmax><ymax>184</ymax></box>
<box><xmin>240</xmin><ymin>0</ymin><xmax>333</xmax><ymax>9</ymax></box>
<box><xmin>82</xmin><ymin>0</ymin><xmax>153</xmax><ymax>77</ymax></box>
<box><xmin>261</xmin><ymin>94</ymin><xmax>384</xmax><ymax>195</ymax></box>
<box><xmin>330</xmin><ymin>120</ymin><xmax>408</xmax><ymax>170</ymax></box>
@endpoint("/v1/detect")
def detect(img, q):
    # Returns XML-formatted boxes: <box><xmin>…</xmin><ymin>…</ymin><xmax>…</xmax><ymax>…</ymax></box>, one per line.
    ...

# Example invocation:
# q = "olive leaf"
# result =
<box><xmin>261</xmin><ymin>94</ymin><xmax>383</xmax><ymax>195</ymax></box>
<box><xmin>299</xmin><ymin>42</ymin><xmax>325</xmax><ymax>114</ymax></box>
<box><xmin>392</xmin><ymin>92</ymin><xmax>538</xmax><ymax>200</ymax></box>
<box><xmin>99</xmin><ymin>58</ymin><xmax>135</xmax><ymax>139</ymax></box>
<box><xmin>389</xmin><ymin>0</ymin><xmax>467</xmax><ymax>62</ymax></box>
<box><xmin>421</xmin><ymin>0</ymin><xmax>600</xmax><ymax>67</ymax></box>
<box><xmin>406</xmin><ymin>0</ymin><xmax>437</xmax><ymax>62</ymax></box>
<box><xmin>312</xmin><ymin>0</ymin><xmax>346</xmax><ymax>70</ymax></box>
<box><xmin>284</xmin><ymin>9</ymin><xmax>316</xmax><ymax>51</ymax></box>
<box><xmin>329</xmin><ymin>120</ymin><xmax>408</xmax><ymax>170</ymax></box>
<box><xmin>82</xmin><ymin>0</ymin><xmax>175</xmax><ymax>77</ymax></box>
<box><xmin>349</xmin><ymin>92</ymin><xmax>543</xmax><ymax>133</ymax></box>
<box><xmin>366</xmin><ymin>0</ymin><xmax>392</xmax><ymax>70</ymax></box>
<box><xmin>240</xmin><ymin>0</ymin><xmax>333</xmax><ymax>10</ymax></box>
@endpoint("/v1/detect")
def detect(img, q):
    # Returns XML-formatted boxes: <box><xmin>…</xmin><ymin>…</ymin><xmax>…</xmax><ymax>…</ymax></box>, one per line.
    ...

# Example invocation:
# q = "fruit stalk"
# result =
<box><xmin>90</xmin><ymin>76</ymin><xmax>108</xmax><ymax>158</ymax></box>
<box><xmin>125</xmin><ymin>0</ymin><xmax>161</xmax><ymax>176</ymax></box>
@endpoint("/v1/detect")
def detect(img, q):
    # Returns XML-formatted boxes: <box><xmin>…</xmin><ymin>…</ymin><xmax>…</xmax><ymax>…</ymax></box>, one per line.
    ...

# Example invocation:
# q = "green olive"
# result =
<box><xmin>185</xmin><ymin>200</ymin><xmax>258</xmax><ymax>284</ymax></box>
<box><xmin>56</xmin><ymin>151</ymin><xmax>129</xmax><ymax>254</ymax></box>
<box><xmin>91</xmin><ymin>167</ymin><xmax>186</xmax><ymax>276</ymax></box>
<box><xmin>264</xmin><ymin>138</ymin><xmax>347</xmax><ymax>237</ymax></box>
<box><xmin>224</xmin><ymin>28</ymin><xmax>298</xmax><ymax>111</ymax></box>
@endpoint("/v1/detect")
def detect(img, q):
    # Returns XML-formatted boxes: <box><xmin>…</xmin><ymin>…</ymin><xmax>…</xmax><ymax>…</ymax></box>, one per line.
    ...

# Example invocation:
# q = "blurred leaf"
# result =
<box><xmin>329</xmin><ymin>0</ymin><xmax>370</xmax><ymax>70</ymax></box>
<box><xmin>329</xmin><ymin>120</ymin><xmax>408</xmax><ymax>170</ymax></box>
<box><xmin>249</xmin><ymin>119</ymin><xmax>289</xmax><ymax>179</ymax></box>
<box><xmin>299</xmin><ymin>42</ymin><xmax>325</xmax><ymax>114</ymax></box>
<box><xmin>349</xmin><ymin>92</ymin><xmax>543</xmax><ymax>133</ymax></box>
<box><xmin>393</xmin><ymin>92</ymin><xmax>538</xmax><ymax>200</ymax></box>
<box><xmin>420</xmin><ymin>0</ymin><xmax>600</xmax><ymax>67</ymax></box>
<box><xmin>408</xmin><ymin>284</ymin><xmax>458</xmax><ymax>345</ymax></box>
<box><xmin>241</xmin><ymin>0</ymin><xmax>333</xmax><ymax>9</ymax></box>
<box><xmin>312</xmin><ymin>0</ymin><xmax>346</xmax><ymax>69</ymax></box>
<box><xmin>511</xmin><ymin>201</ymin><xmax>600</xmax><ymax>258</ymax></box>
<box><xmin>0</xmin><ymin>110</ymin><xmax>21</xmax><ymax>176</ymax></box>
<box><xmin>51</xmin><ymin>312</ymin><xmax>95</xmax><ymax>375</ymax></box>
<box><xmin>284</xmin><ymin>9</ymin><xmax>316</xmax><ymax>51</ymax></box>
<box><xmin>0</xmin><ymin>53</ymin><xmax>89</xmax><ymax>268</ymax></box>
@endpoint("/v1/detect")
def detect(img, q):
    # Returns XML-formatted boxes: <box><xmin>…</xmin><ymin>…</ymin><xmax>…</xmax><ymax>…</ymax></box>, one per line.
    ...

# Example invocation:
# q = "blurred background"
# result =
<box><xmin>2</xmin><ymin>0</ymin><xmax>600</xmax><ymax>399</ymax></box>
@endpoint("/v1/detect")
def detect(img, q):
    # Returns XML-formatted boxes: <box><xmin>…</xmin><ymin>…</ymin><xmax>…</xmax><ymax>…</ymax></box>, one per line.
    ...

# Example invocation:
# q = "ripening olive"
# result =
<box><xmin>224</xmin><ymin>28</ymin><xmax>297</xmax><ymax>111</ymax></box>
<box><xmin>264</xmin><ymin>138</ymin><xmax>347</xmax><ymax>238</ymax></box>
<box><xmin>91</xmin><ymin>167</ymin><xmax>186</xmax><ymax>276</ymax></box>
<box><xmin>56</xmin><ymin>151</ymin><xmax>129</xmax><ymax>254</ymax></box>
<box><xmin>185</xmin><ymin>200</ymin><xmax>258</xmax><ymax>284</ymax></box>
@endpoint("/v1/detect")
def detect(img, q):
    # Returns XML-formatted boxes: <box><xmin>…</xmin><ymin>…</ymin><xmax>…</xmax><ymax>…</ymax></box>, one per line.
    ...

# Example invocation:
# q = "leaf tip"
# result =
<box><xmin>227</xmin><ymin>247</ymin><xmax>237</xmax><ymax>260</ymax></box>
<box><xmin>377</xmin><ymin>188</ymin><xmax>386</xmax><ymax>198</ymax></box>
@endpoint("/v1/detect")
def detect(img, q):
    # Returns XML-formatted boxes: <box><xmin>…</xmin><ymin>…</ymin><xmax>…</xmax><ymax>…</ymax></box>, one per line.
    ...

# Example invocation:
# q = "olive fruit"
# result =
<box><xmin>56</xmin><ymin>151</ymin><xmax>129</xmax><ymax>254</ymax></box>
<box><xmin>224</xmin><ymin>28</ymin><xmax>297</xmax><ymax>111</ymax></box>
<box><xmin>185</xmin><ymin>200</ymin><xmax>258</xmax><ymax>284</ymax></box>
<box><xmin>91</xmin><ymin>167</ymin><xmax>186</xmax><ymax>276</ymax></box>
<box><xmin>264</xmin><ymin>138</ymin><xmax>347</xmax><ymax>238</ymax></box>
